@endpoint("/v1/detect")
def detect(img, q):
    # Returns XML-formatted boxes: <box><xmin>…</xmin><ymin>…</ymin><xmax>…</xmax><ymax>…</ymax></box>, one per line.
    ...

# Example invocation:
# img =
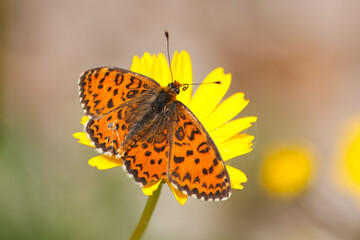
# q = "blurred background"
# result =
<box><xmin>1</xmin><ymin>1</ymin><xmax>360</xmax><ymax>239</ymax></box>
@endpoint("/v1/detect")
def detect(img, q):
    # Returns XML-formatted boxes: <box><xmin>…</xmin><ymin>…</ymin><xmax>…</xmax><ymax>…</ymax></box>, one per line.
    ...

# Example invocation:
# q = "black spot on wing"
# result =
<box><xmin>197</xmin><ymin>142</ymin><xmax>210</xmax><ymax>154</ymax></box>
<box><xmin>175</xmin><ymin>127</ymin><xmax>185</xmax><ymax>141</ymax></box>
<box><xmin>107</xmin><ymin>99</ymin><xmax>114</xmax><ymax>108</ymax></box>
<box><xmin>173</xmin><ymin>155</ymin><xmax>184</xmax><ymax>164</ymax></box>
<box><xmin>186</xmin><ymin>150</ymin><xmax>193</xmax><ymax>156</ymax></box>
<box><xmin>183</xmin><ymin>172</ymin><xmax>192</xmax><ymax>182</ymax></box>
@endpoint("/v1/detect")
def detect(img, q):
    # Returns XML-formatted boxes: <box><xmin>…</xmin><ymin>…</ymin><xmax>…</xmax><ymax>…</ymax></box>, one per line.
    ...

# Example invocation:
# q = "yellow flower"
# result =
<box><xmin>260</xmin><ymin>145</ymin><xmax>315</xmax><ymax>199</ymax></box>
<box><xmin>74</xmin><ymin>51</ymin><xmax>257</xmax><ymax>205</ymax></box>
<box><xmin>334</xmin><ymin>117</ymin><xmax>360</xmax><ymax>205</ymax></box>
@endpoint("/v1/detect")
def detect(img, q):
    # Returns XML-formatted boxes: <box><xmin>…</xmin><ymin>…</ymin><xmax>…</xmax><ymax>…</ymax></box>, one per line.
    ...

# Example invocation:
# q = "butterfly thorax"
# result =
<box><xmin>152</xmin><ymin>81</ymin><xmax>180</xmax><ymax>112</ymax></box>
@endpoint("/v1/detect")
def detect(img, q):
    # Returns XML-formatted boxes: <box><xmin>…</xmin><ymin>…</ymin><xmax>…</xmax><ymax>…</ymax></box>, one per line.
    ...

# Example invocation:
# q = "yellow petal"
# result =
<box><xmin>188</xmin><ymin>68</ymin><xmax>231</xmax><ymax>122</ymax></box>
<box><xmin>80</xmin><ymin>116</ymin><xmax>89</xmax><ymax>125</ymax></box>
<box><xmin>209</xmin><ymin>116</ymin><xmax>257</xmax><ymax>144</ymax></box>
<box><xmin>151</xmin><ymin>53</ymin><xmax>170</xmax><ymax>87</ymax></box>
<box><xmin>130</xmin><ymin>55</ymin><xmax>141</xmax><ymax>73</ymax></box>
<box><xmin>73</xmin><ymin>132</ymin><xmax>94</xmax><ymax>148</ymax></box>
<box><xmin>171</xmin><ymin>50</ymin><xmax>179</xmax><ymax>69</ymax></box>
<box><xmin>172</xmin><ymin>51</ymin><xmax>193</xmax><ymax>105</ymax></box>
<box><xmin>88</xmin><ymin>155</ymin><xmax>122</xmax><ymax>170</ymax></box>
<box><xmin>218</xmin><ymin>134</ymin><xmax>255</xmax><ymax>161</ymax></box>
<box><xmin>165</xmin><ymin>179</ymin><xmax>188</xmax><ymax>205</ymax></box>
<box><xmin>202</xmin><ymin>93</ymin><xmax>249</xmax><ymax>132</ymax></box>
<box><xmin>130</xmin><ymin>52</ymin><xmax>153</xmax><ymax>77</ymax></box>
<box><xmin>142</xmin><ymin>180</ymin><xmax>163</xmax><ymax>196</ymax></box>
<box><xmin>227</xmin><ymin>165</ymin><xmax>247</xmax><ymax>189</ymax></box>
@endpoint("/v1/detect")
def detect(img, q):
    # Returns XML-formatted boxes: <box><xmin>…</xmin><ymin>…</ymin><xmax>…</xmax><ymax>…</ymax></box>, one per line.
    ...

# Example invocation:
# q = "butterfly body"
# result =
<box><xmin>118</xmin><ymin>84</ymin><xmax>178</xmax><ymax>156</ymax></box>
<box><xmin>79</xmin><ymin>67</ymin><xmax>231</xmax><ymax>201</ymax></box>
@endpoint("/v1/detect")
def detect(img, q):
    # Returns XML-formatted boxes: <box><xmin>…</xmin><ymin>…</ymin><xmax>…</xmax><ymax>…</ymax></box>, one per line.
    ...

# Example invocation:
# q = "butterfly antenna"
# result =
<box><xmin>191</xmin><ymin>81</ymin><xmax>222</xmax><ymax>85</ymax></box>
<box><xmin>164</xmin><ymin>30</ymin><xmax>174</xmax><ymax>84</ymax></box>
<box><xmin>180</xmin><ymin>81</ymin><xmax>222</xmax><ymax>91</ymax></box>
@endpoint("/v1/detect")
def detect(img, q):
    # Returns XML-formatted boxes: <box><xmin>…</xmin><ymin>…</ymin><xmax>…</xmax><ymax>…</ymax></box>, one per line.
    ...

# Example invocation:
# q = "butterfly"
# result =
<box><xmin>79</xmin><ymin>67</ymin><xmax>231</xmax><ymax>201</ymax></box>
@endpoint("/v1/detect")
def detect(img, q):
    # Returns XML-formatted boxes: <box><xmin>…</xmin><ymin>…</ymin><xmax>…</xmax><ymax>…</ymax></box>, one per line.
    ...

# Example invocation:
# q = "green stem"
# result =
<box><xmin>130</xmin><ymin>183</ymin><xmax>163</xmax><ymax>240</ymax></box>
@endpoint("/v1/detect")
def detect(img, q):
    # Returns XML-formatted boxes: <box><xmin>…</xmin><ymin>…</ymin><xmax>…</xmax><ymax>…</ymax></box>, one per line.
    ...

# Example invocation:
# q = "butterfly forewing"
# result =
<box><xmin>168</xmin><ymin>102</ymin><xmax>231</xmax><ymax>201</ymax></box>
<box><xmin>79</xmin><ymin>67</ymin><xmax>159</xmax><ymax>117</ymax></box>
<box><xmin>80</xmin><ymin>67</ymin><xmax>161</xmax><ymax>156</ymax></box>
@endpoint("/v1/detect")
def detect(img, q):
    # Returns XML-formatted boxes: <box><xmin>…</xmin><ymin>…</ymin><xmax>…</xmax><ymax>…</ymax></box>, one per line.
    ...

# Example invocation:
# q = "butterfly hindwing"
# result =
<box><xmin>85</xmin><ymin>103</ymin><xmax>135</xmax><ymax>157</ymax></box>
<box><xmin>168</xmin><ymin>101</ymin><xmax>231</xmax><ymax>201</ymax></box>
<box><xmin>86</xmin><ymin>85</ymin><xmax>172</xmax><ymax>185</ymax></box>
<box><xmin>122</xmin><ymin>113</ymin><xmax>171</xmax><ymax>186</ymax></box>
<box><xmin>79</xmin><ymin>67</ymin><xmax>159</xmax><ymax>117</ymax></box>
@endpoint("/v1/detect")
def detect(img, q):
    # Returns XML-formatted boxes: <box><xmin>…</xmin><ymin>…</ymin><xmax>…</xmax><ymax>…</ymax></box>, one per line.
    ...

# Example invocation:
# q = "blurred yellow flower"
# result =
<box><xmin>74</xmin><ymin>51</ymin><xmax>256</xmax><ymax>205</ymax></box>
<box><xmin>260</xmin><ymin>145</ymin><xmax>315</xmax><ymax>199</ymax></box>
<box><xmin>334</xmin><ymin>117</ymin><xmax>360</xmax><ymax>204</ymax></box>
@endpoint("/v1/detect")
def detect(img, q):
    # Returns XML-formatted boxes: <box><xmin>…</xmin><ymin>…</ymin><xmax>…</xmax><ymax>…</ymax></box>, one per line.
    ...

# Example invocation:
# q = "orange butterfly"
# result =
<box><xmin>79</xmin><ymin>67</ymin><xmax>231</xmax><ymax>201</ymax></box>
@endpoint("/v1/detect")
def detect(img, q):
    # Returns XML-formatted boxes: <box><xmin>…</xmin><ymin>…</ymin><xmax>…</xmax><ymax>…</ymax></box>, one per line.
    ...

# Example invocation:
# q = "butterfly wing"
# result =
<box><xmin>80</xmin><ymin>67</ymin><xmax>161</xmax><ymax>157</ymax></box>
<box><xmin>79</xmin><ymin>67</ymin><xmax>159</xmax><ymax>117</ymax></box>
<box><xmin>168</xmin><ymin>101</ymin><xmax>231</xmax><ymax>201</ymax></box>
<box><xmin>85</xmin><ymin>100</ymin><xmax>148</xmax><ymax>157</ymax></box>
<box><xmin>121</xmin><ymin>113</ymin><xmax>171</xmax><ymax>186</ymax></box>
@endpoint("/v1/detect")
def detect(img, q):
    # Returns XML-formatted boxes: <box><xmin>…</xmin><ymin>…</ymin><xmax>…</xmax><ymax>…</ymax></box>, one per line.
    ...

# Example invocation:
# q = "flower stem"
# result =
<box><xmin>130</xmin><ymin>183</ymin><xmax>163</xmax><ymax>240</ymax></box>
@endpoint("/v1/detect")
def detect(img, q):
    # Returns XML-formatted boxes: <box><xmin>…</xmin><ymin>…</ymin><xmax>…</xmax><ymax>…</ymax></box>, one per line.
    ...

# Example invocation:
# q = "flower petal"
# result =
<box><xmin>73</xmin><ymin>132</ymin><xmax>94</xmax><ymax>148</ymax></box>
<box><xmin>218</xmin><ymin>134</ymin><xmax>255</xmax><ymax>161</ymax></box>
<box><xmin>130</xmin><ymin>55</ymin><xmax>141</xmax><ymax>73</ymax></box>
<box><xmin>151</xmin><ymin>53</ymin><xmax>170</xmax><ymax>87</ymax></box>
<box><xmin>202</xmin><ymin>92</ymin><xmax>249</xmax><ymax>132</ymax></box>
<box><xmin>88</xmin><ymin>155</ymin><xmax>122</xmax><ymax>170</ymax></box>
<box><xmin>188</xmin><ymin>68</ymin><xmax>231</xmax><ymax>122</ymax></box>
<box><xmin>209</xmin><ymin>116</ymin><xmax>257</xmax><ymax>144</ymax></box>
<box><xmin>172</xmin><ymin>51</ymin><xmax>193</xmax><ymax>105</ymax></box>
<box><xmin>81</xmin><ymin>116</ymin><xmax>89</xmax><ymax>125</ymax></box>
<box><xmin>142</xmin><ymin>180</ymin><xmax>163</xmax><ymax>196</ymax></box>
<box><xmin>165</xmin><ymin>179</ymin><xmax>188</xmax><ymax>205</ymax></box>
<box><xmin>130</xmin><ymin>52</ymin><xmax>153</xmax><ymax>77</ymax></box>
<box><xmin>227</xmin><ymin>165</ymin><xmax>247</xmax><ymax>189</ymax></box>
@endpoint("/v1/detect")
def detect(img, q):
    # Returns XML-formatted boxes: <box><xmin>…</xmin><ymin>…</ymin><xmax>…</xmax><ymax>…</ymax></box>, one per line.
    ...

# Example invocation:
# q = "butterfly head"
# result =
<box><xmin>167</xmin><ymin>80</ymin><xmax>189</xmax><ymax>96</ymax></box>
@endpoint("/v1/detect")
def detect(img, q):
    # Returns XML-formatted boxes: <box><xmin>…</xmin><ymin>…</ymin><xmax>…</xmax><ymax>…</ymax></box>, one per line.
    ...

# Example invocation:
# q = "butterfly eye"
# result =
<box><xmin>174</xmin><ymin>88</ymin><xmax>180</xmax><ymax>94</ymax></box>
